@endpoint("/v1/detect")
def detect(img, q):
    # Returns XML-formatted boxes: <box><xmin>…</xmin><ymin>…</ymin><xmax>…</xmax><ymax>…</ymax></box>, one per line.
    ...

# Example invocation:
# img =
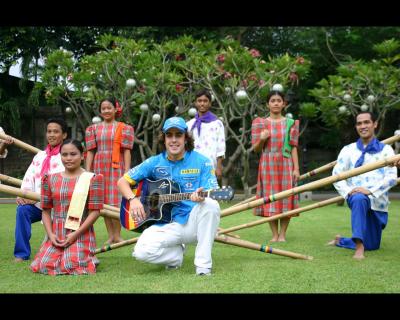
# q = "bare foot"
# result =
<box><xmin>277</xmin><ymin>236</ymin><xmax>286</xmax><ymax>242</ymax></box>
<box><xmin>353</xmin><ymin>245</ymin><xmax>365</xmax><ymax>260</ymax></box>
<box><xmin>327</xmin><ymin>234</ymin><xmax>341</xmax><ymax>246</ymax></box>
<box><xmin>270</xmin><ymin>237</ymin><xmax>279</xmax><ymax>242</ymax></box>
<box><xmin>353</xmin><ymin>253</ymin><xmax>365</xmax><ymax>260</ymax></box>
<box><xmin>14</xmin><ymin>257</ymin><xmax>24</xmax><ymax>263</ymax></box>
<box><xmin>104</xmin><ymin>239</ymin><xmax>113</xmax><ymax>245</ymax></box>
<box><xmin>113</xmin><ymin>238</ymin><xmax>124</xmax><ymax>244</ymax></box>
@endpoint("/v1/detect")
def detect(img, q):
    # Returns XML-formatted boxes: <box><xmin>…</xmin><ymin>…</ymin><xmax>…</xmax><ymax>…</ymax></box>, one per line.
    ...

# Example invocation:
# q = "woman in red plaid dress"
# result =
<box><xmin>85</xmin><ymin>98</ymin><xmax>134</xmax><ymax>244</ymax></box>
<box><xmin>30</xmin><ymin>139</ymin><xmax>104</xmax><ymax>275</ymax></box>
<box><xmin>251</xmin><ymin>90</ymin><xmax>300</xmax><ymax>242</ymax></box>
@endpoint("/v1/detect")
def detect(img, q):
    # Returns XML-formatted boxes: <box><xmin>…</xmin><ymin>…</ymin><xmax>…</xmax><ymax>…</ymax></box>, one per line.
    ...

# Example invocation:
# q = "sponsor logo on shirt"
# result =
<box><xmin>181</xmin><ymin>169</ymin><xmax>200</xmax><ymax>174</ymax></box>
<box><xmin>185</xmin><ymin>181</ymin><xmax>194</xmax><ymax>189</ymax></box>
<box><xmin>155</xmin><ymin>167</ymin><xmax>170</xmax><ymax>176</ymax></box>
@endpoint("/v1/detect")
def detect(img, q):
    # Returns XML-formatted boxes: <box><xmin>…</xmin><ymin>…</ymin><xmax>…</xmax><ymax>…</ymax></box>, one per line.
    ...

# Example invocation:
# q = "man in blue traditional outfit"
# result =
<box><xmin>329</xmin><ymin>112</ymin><xmax>397</xmax><ymax>259</ymax></box>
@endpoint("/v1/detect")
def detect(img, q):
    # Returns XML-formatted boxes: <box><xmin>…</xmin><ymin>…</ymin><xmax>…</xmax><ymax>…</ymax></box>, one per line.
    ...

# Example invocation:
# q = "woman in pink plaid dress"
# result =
<box><xmin>30</xmin><ymin>139</ymin><xmax>104</xmax><ymax>275</ymax></box>
<box><xmin>85</xmin><ymin>98</ymin><xmax>134</xmax><ymax>244</ymax></box>
<box><xmin>251</xmin><ymin>90</ymin><xmax>300</xmax><ymax>242</ymax></box>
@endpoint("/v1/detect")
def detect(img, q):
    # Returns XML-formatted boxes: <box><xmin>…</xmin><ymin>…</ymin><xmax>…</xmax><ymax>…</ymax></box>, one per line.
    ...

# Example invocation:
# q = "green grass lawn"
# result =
<box><xmin>1</xmin><ymin>199</ymin><xmax>400</xmax><ymax>293</ymax></box>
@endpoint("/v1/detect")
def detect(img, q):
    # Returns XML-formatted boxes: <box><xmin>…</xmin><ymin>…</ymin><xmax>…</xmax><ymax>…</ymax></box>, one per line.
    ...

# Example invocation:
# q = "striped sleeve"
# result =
<box><xmin>87</xmin><ymin>174</ymin><xmax>104</xmax><ymax>210</ymax></box>
<box><xmin>41</xmin><ymin>174</ymin><xmax>53</xmax><ymax>209</ymax></box>
<box><xmin>251</xmin><ymin>117</ymin><xmax>265</xmax><ymax>146</ymax></box>
<box><xmin>85</xmin><ymin>124</ymin><xmax>97</xmax><ymax>151</ymax></box>
<box><xmin>121</xmin><ymin>123</ymin><xmax>134</xmax><ymax>149</ymax></box>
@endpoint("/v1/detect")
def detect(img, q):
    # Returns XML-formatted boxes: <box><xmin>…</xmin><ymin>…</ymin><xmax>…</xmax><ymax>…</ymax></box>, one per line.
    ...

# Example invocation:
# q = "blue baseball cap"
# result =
<box><xmin>162</xmin><ymin>117</ymin><xmax>188</xmax><ymax>133</ymax></box>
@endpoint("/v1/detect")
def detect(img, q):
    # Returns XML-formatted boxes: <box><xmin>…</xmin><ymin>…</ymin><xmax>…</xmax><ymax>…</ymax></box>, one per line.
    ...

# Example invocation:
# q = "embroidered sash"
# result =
<box><xmin>65</xmin><ymin>172</ymin><xmax>95</xmax><ymax>231</ymax></box>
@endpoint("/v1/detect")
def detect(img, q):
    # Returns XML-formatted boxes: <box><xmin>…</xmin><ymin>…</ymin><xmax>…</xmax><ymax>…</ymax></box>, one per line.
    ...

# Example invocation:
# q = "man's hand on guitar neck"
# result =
<box><xmin>129</xmin><ymin>198</ymin><xmax>147</xmax><ymax>221</ymax></box>
<box><xmin>190</xmin><ymin>187</ymin><xmax>205</xmax><ymax>203</ymax></box>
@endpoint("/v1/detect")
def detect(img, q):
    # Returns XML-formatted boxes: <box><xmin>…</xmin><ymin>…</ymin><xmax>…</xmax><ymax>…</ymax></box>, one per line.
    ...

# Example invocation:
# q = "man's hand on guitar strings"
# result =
<box><xmin>190</xmin><ymin>187</ymin><xmax>205</xmax><ymax>203</ymax></box>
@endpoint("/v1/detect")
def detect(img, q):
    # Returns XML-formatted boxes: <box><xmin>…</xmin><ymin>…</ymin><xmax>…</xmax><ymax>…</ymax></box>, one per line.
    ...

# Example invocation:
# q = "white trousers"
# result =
<box><xmin>133</xmin><ymin>198</ymin><xmax>220</xmax><ymax>270</ymax></box>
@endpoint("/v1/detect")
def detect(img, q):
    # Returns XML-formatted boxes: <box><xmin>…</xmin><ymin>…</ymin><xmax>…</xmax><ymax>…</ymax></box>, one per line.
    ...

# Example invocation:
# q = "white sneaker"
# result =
<box><xmin>196</xmin><ymin>267</ymin><xmax>212</xmax><ymax>276</ymax></box>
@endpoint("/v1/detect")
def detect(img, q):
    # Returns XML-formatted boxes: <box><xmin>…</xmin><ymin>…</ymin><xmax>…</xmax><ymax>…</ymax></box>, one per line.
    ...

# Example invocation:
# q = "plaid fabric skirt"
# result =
<box><xmin>254</xmin><ymin>151</ymin><xmax>299</xmax><ymax>217</ymax></box>
<box><xmin>30</xmin><ymin>224</ymin><xmax>98</xmax><ymax>275</ymax></box>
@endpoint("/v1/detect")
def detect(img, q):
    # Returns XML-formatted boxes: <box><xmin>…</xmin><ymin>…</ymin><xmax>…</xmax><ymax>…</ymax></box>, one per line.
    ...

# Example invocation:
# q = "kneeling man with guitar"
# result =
<box><xmin>118</xmin><ymin>117</ymin><xmax>231</xmax><ymax>276</ymax></box>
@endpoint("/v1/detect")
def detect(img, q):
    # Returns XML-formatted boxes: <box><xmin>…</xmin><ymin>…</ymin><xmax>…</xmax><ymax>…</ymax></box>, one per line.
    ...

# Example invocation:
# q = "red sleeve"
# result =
<box><xmin>41</xmin><ymin>174</ymin><xmax>53</xmax><ymax>209</ymax></box>
<box><xmin>121</xmin><ymin>123</ymin><xmax>134</xmax><ymax>149</ymax></box>
<box><xmin>87</xmin><ymin>174</ymin><xmax>104</xmax><ymax>210</ymax></box>
<box><xmin>85</xmin><ymin>124</ymin><xmax>97</xmax><ymax>151</ymax></box>
<box><xmin>251</xmin><ymin>117</ymin><xmax>265</xmax><ymax>146</ymax></box>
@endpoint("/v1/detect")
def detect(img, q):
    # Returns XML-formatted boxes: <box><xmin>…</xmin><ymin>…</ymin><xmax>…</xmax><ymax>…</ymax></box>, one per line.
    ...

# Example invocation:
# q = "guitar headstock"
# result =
<box><xmin>209</xmin><ymin>186</ymin><xmax>235</xmax><ymax>201</ymax></box>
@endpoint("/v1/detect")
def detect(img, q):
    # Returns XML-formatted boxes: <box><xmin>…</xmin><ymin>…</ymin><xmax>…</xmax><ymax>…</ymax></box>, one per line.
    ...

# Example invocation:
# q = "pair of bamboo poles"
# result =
<box><xmin>1</xmin><ymin>132</ymin><xmax>399</xmax><ymax>261</ymax></box>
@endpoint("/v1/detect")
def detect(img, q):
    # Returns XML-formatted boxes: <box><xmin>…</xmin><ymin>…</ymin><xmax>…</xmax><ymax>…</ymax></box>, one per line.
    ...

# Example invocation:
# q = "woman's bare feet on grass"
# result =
<box><xmin>104</xmin><ymin>238</ymin><xmax>113</xmax><ymax>245</ymax></box>
<box><xmin>113</xmin><ymin>237</ymin><xmax>124</xmax><ymax>244</ymax></box>
<box><xmin>277</xmin><ymin>235</ymin><xmax>286</xmax><ymax>242</ymax></box>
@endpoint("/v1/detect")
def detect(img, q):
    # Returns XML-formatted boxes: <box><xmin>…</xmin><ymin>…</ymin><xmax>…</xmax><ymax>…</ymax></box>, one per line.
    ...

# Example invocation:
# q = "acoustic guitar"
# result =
<box><xmin>120</xmin><ymin>178</ymin><xmax>234</xmax><ymax>233</ymax></box>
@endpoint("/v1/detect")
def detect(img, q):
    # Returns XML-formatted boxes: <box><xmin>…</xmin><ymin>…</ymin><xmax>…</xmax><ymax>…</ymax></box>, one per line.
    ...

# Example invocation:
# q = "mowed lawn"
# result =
<box><xmin>1</xmin><ymin>198</ymin><xmax>400</xmax><ymax>293</ymax></box>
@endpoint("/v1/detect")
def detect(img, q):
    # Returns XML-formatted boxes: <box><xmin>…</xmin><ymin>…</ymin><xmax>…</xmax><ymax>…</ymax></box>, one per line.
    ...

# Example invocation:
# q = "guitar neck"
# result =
<box><xmin>161</xmin><ymin>191</ymin><xmax>209</xmax><ymax>203</ymax></box>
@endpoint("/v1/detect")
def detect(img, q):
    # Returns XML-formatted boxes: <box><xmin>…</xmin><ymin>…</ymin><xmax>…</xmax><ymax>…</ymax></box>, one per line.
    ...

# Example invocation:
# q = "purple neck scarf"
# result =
<box><xmin>190</xmin><ymin>111</ymin><xmax>218</xmax><ymax>135</ymax></box>
<box><xmin>354</xmin><ymin>137</ymin><xmax>385</xmax><ymax>168</ymax></box>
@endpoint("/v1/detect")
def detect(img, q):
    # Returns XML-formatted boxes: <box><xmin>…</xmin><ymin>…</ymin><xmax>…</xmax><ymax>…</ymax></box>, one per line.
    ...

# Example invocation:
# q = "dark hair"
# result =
<box><xmin>266</xmin><ymin>90</ymin><xmax>285</xmax><ymax>103</ymax></box>
<box><xmin>356</xmin><ymin>111</ymin><xmax>377</xmax><ymax>123</ymax></box>
<box><xmin>157</xmin><ymin>132</ymin><xmax>194</xmax><ymax>152</ymax></box>
<box><xmin>46</xmin><ymin>117</ymin><xmax>68</xmax><ymax>133</ymax></box>
<box><xmin>98</xmin><ymin>97</ymin><xmax>117</xmax><ymax>113</ymax></box>
<box><xmin>61</xmin><ymin>139</ymin><xmax>84</xmax><ymax>154</ymax></box>
<box><xmin>195</xmin><ymin>89</ymin><xmax>212</xmax><ymax>102</ymax></box>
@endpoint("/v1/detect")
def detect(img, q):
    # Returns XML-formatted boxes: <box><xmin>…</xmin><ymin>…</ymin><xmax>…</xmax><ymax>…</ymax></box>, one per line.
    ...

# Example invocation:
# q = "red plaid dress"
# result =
<box><xmin>30</xmin><ymin>173</ymin><xmax>104</xmax><ymax>275</ymax></box>
<box><xmin>85</xmin><ymin>122</ymin><xmax>134</xmax><ymax>206</ymax></box>
<box><xmin>251</xmin><ymin>117</ymin><xmax>299</xmax><ymax>217</ymax></box>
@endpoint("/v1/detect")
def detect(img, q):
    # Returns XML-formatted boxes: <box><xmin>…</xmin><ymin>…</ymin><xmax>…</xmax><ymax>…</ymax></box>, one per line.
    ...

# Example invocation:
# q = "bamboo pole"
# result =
<box><xmin>0</xmin><ymin>183</ymin><xmax>119</xmax><ymax>220</ymax></box>
<box><xmin>2</xmin><ymin>129</ymin><xmax>246</xmax><ymax>241</ymax></box>
<box><xmin>219</xmin><ymin>196</ymin><xmax>343</xmax><ymax>235</ymax></box>
<box><xmin>0</xmin><ymin>173</ymin><xmax>22</xmax><ymax>187</ymax></box>
<box><xmin>215</xmin><ymin>235</ymin><xmax>313</xmax><ymax>260</ymax></box>
<box><xmin>0</xmin><ymin>179</ymin><xmax>241</xmax><ymax>240</ymax></box>
<box><xmin>217</xmin><ymin>227</ymin><xmax>240</xmax><ymax>239</ymax></box>
<box><xmin>230</xmin><ymin>134</ymin><xmax>400</xmax><ymax>208</ymax></box>
<box><xmin>94</xmin><ymin>232</ymin><xmax>312</xmax><ymax>260</ymax></box>
<box><xmin>219</xmin><ymin>177</ymin><xmax>400</xmax><ymax>236</ymax></box>
<box><xmin>0</xmin><ymin>134</ymin><xmax>120</xmax><ymax>216</ymax></box>
<box><xmin>221</xmin><ymin>153</ymin><xmax>400</xmax><ymax>217</ymax></box>
<box><xmin>0</xmin><ymin>132</ymin><xmax>41</xmax><ymax>154</ymax></box>
<box><xmin>0</xmin><ymin>173</ymin><xmax>120</xmax><ymax>214</ymax></box>
<box><xmin>231</xmin><ymin>195</ymin><xmax>257</xmax><ymax>208</ymax></box>
<box><xmin>95</xmin><ymin>237</ymin><xmax>139</xmax><ymax>254</ymax></box>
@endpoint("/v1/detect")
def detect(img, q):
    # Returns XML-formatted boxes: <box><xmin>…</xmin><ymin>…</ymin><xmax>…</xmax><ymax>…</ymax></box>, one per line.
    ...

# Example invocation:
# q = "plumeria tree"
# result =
<box><xmin>35</xmin><ymin>35</ymin><xmax>310</xmax><ymax>194</ymax></box>
<box><xmin>175</xmin><ymin>37</ymin><xmax>311</xmax><ymax>192</ymax></box>
<box><xmin>299</xmin><ymin>39</ymin><xmax>400</xmax><ymax>138</ymax></box>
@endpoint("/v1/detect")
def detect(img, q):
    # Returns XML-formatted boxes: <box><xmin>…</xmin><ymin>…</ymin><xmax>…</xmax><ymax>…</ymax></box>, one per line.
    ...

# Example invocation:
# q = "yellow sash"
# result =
<box><xmin>65</xmin><ymin>172</ymin><xmax>95</xmax><ymax>231</ymax></box>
